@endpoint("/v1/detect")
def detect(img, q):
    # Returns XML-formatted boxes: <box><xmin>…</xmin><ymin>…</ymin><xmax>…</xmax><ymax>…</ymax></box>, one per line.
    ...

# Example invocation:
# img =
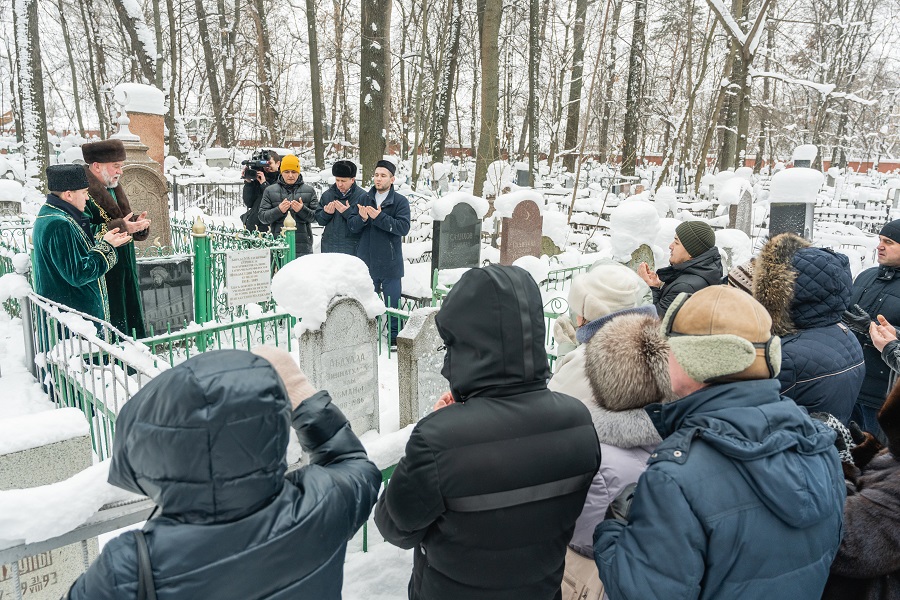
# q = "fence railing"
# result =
<box><xmin>171</xmin><ymin>180</ymin><xmax>245</xmax><ymax>216</ymax></box>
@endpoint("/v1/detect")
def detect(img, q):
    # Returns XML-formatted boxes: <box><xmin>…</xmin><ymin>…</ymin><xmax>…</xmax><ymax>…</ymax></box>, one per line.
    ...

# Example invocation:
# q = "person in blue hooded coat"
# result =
<box><xmin>753</xmin><ymin>233</ymin><xmax>864</xmax><ymax>424</ymax></box>
<box><xmin>64</xmin><ymin>347</ymin><xmax>380</xmax><ymax>600</ymax></box>
<box><xmin>593</xmin><ymin>286</ymin><xmax>845</xmax><ymax>600</ymax></box>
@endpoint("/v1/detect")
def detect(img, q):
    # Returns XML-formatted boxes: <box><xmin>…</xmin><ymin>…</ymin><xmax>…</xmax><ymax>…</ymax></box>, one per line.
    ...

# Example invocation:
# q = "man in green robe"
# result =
<box><xmin>33</xmin><ymin>165</ymin><xmax>133</xmax><ymax>323</ymax></box>
<box><xmin>81</xmin><ymin>140</ymin><xmax>151</xmax><ymax>338</ymax></box>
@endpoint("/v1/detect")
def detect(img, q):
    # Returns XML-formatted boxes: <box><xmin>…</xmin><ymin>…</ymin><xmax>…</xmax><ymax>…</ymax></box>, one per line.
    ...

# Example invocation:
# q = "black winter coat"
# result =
<box><xmin>352</xmin><ymin>186</ymin><xmax>411</xmax><ymax>280</ymax></box>
<box><xmin>374</xmin><ymin>265</ymin><xmax>601</xmax><ymax>600</ymax></box>
<box><xmin>652</xmin><ymin>246</ymin><xmax>723</xmax><ymax>316</ymax></box>
<box><xmin>258</xmin><ymin>175</ymin><xmax>319</xmax><ymax>255</ymax></box>
<box><xmin>242</xmin><ymin>169</ymin><xmax>279</xmax><ymax>233</ymax></box>
<box><xmin>315</xmin><ymin>182</ymin><xmax>368</xmax><ymax>254</ymax></box>
<box><xmin>849</xmin><ymin>266</ymin><xmax>900</xmax><ymax>409</ymax></box>
<box><xmin>65</xmin><ymin>350</ymin><xmax>381</xmax><ymax>600</ymax></box>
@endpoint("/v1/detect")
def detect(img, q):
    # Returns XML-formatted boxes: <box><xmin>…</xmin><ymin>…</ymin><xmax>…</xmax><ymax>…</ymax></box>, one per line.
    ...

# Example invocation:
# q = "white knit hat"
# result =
<box><xmin>568</xmin><ymin>263</ymin><xmax>647</xmax><ymax>322</ymax></box>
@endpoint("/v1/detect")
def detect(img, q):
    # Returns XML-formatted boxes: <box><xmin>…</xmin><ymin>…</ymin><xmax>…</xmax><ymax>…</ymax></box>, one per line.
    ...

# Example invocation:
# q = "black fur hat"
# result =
<box><xmin>332</xmin><ymin>160</ymin><xmax>357</xmax><ymax>178</ymax></box>
<box><xmin>47</xmin><ymin>164</ymin><xmax>89</xmax><ymax>192</ymax></box>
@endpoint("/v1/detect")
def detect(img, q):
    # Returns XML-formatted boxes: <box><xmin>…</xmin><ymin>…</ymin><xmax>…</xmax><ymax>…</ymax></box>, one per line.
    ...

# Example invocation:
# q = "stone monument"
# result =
<box><xmin>0</xmin><ymin>409</ymin><xmax>98</xmax><ymax>600</ymax></box>
<box><xmin>299</xmin><ymin>297</ymin><xmax>379</xmax><ymax>434</ymax></box>
<box><xmin>431</xmin><ymin>203</ymin><xmax>482</xmax><ymax>276</ymax></box>
<box><xmin>112</xmin><ymin>83</ymin><xmax>171</xmax><ymax>250</ymax></box>
<box><xmin>734</xmin><ymin>188</ymin><xmax>753</xmax><ymax>236</ymax></box>
<box><xmin>397</xmin><ymin>308</ymin><xmax>449</xmax><ymax>427</ymax></box>
<box><xmin>624</xmin><ymin>244</ymin><xmax>655</xmax><ymax>273</ymax></box>
<box><xmin>500</xmin><ymin>200</ymin><xmax>543</xmax><ymax>265</ymax></box>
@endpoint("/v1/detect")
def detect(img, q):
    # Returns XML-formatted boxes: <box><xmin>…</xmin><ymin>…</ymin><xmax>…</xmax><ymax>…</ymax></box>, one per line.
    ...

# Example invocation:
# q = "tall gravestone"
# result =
<box><xmin>0</xmin><ymin>410</ymin><xmax>98</xmax><ymax>599</ymax></box>
<box><xmin>137</xmin><ymin>255</ymin><xmax>193</xmax><ymax>334</ymax></box>
<box><xmin>500</xmin><ymin>200</ymin><xmax>543</xmax><ymax>265</ymax></box>
<box><xmin>734</xmin><ymin>188</ymin><xmax>753</xmax><ymax>236</ymax></box>
<box><xmin>397</xmin><ymin>308</ymin><xmax>449</xmax><ymax>427</ymax></box>
<box><xmin>431</xmin><ymin>203</ymin><xmax>482</xmax><ymax>277</ymax></box>
<box><xmin>769</xmin><ymin>149</ymin><xmax>823</xmax><ymax>240</ymax></box>
<box><xmin>299</xmin><ymin>297</ymin><xmax>379</xmax><ymax>434</ymax></box>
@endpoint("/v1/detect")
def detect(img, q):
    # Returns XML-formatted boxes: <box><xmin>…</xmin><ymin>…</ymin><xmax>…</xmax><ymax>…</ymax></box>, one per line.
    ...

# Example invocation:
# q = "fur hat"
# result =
<box><xmin>662</xmin><ymin>286</ymin><xmax>781</xmax><ymax>383</ymax></box>
<box><xmin>47</xmin><ymin>164</ymin><xmax>89</xmax><ymax>192</ymax></box>
<box><xmin>81</xmin><ymin>139</ymin><xmax>126</xmax><ymax>164</ymax></box>
<box><xmin>568</xmin><ymin>263</ymin><xmax>646</xmax><ymax>322</ymax></box>
<box><xmin>676</xmin><ymin>221</ymin><xmax>716</xmax><ymax>258</ymax></box>
<box><xmin>280</xmin><ymin>154</ymin><xmax>300</xmax><ymax>172</ymax></box>
<box><xmin>584</xmin><ymin>313</ymin><xmax>674</xmax><ymax>411</ymax></box>
<box><xmin>332</xmin><ymin>160</ymin><xmax>357</xmax><ymax>178</ymax></box>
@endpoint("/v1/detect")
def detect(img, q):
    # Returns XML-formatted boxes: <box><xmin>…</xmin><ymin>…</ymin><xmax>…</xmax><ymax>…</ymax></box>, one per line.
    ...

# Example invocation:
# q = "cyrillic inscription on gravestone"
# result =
<box><xmin>500</xmin><ymin>200</ymin><xmax>543</xmax><ymax>265</ymax></box>
<box><xmin>226</xmin><ymin>248</ymin><xmax>271</xmax><ymax>307</ymax></box>
<box><xmin>432</xmin><ymin>203</ymin><xmax>482</xmax><ymax>272</ymax></box>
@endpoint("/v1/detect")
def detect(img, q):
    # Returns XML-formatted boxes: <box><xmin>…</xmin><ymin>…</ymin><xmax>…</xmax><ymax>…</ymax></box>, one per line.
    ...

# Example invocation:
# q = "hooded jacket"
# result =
<box><xmin>754</xmin><ymin>234</ymin><xmax>864</xmax><ymax>423</ymax></box>
<box><xmin>258</xmin><ymin>174</ymin><xmax>319</xmax><ymax>255</ymax></box>
<box><xmin>374</xmin><ymin>265</ymin><xmax>601</xmax><ymax>600</ymax></box>
<box><xmin>315</xmin><ymin>182</ymin><xmax>369</xmax><ymax>254</ymax></box>
<box><xmin>565</xmin><ymin>312</ymin><xmax>670</xmax><ymax>557</ymax></box>
<box><xmin>652</xmin><ymin>246</ymin><xmax>723</xmax><ymax>316</ymax></box>
<box><xmin>594</xmin><ymin>379</ymin><xmax>845</xmax><ymax>600</ymax></box>
<box><xmin>850</xmin><ymin>265</ymin><xmax>900</xmax><ymax>409</ymax></box>
<box><xmin>65</xmin><ymin>350</ymin><xmax>381</xmax><ymax>600</ymax></box>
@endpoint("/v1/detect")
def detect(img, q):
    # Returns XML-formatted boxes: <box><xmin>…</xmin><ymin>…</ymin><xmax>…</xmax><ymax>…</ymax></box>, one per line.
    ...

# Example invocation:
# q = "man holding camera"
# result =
<box><xmin>241</xmin><ymin>150</ymin><xmax>281</xmax><ymax>233</ymax></box>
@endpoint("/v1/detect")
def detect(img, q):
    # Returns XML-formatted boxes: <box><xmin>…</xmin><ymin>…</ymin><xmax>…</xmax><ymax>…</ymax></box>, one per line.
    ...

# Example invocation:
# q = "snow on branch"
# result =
<box><xmin>749</xmin><ymin>68</ymin><xmax>878</xmax><ymax>106</ymax></box>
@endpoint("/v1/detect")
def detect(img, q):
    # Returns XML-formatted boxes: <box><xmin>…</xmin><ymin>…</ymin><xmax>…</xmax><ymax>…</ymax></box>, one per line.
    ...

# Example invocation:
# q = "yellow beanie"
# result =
<box><xmin>280</xmin><ymin>155</ymin><xmax>300</xmax><ymax>172</ymax></box>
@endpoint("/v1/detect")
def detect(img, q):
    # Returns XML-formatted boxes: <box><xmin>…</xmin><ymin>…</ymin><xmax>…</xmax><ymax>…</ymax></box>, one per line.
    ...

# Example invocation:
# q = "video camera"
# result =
<box><xmin>241</xmin><ymin>149</ymin><xmax>271</xmax><ymax>177</ymax></box>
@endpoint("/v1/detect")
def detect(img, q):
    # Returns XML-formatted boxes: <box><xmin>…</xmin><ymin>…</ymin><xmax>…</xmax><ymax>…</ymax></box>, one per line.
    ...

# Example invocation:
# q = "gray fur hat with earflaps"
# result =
<box><xmin>583</xmin><ymin>312</ymin><xmax>675</xmax><ymax>411</ymax></box>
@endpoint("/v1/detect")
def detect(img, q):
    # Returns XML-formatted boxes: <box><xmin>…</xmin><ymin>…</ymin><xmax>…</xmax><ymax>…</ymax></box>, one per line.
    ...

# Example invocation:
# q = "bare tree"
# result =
<box><xmin>428</xmin><ymin>0</ymin><xmax>462</xmax><ymax>164</ymax></box>
<box><xmin>13</xmin><ymin>0</ymin><xmax>47</xmax><ymax>182</ymax></box>
<box><xmin>473</xmin><ymin>0</ymin><xmax>502</xmax><ymax>197</ymax></box>
<box><xmin>621</xmin><ymin>0</ymin><xmax>648</xmax><ymax>177</ymax></box>
<box><xmin>250</xmin><ymin>0</ymin><xmax>279</xmax><ymax>144</ymax></box>
<box><xmin>56</xmin><ymin>0</ymin><xmax>86</xmax><ymax>137</ymax></box>
<box><xmin>111</xmin><ymin>0</ymin><xmax>158</xmax><ymax>84</ymax></box>
<box><xmin>305</xmin><ymin>0</ymin><xmax>326</xmax><ymax>167</ymax></box>
<box><xmin>359</xmin><ymin>0</ymin><xmax>392</xmax><ymax>183</ymax></box>
<box><xmin>562</xmin><ymin>0</ymin><xmax>588</xmax><ymax>172</ymax></box>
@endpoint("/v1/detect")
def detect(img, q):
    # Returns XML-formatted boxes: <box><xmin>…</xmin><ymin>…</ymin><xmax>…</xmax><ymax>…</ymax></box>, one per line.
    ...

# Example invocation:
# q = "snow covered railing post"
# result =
<box><xmin>191</xmin><ymin>216</ymin><xmax>211</xmax><ymax>333</ymax></box>
<box><xmin>282</xmin><ymin>211</ymin><xmax>297</xmax><ymax>263</ymax></box>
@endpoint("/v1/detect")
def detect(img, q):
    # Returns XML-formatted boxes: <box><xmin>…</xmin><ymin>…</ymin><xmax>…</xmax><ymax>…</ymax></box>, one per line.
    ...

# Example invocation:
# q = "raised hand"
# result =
<box><xmin>638</xmin><ymin>262</ymin><xmax>661</xmax><ymax>288</ymax></box>
<box><xmin>290</xmin><ymin>199</ymin><xmax>304</xmax><ymax>212</ymax></box>
<box><xmin>323</xmin><ymin>201</ymin><xmax>336</xmax><ymax>214</ymax></box>
<box><xmin>103</xmin><ymin>227</ymin><xmax>132</xmax><ymax>248</ymax></box>
<box><xmin>279</xmin><ymin>199</ymin><xmax>291</xmax><ymax>213</ymax></box>
<box><xmin>334</xmin><ymin>201</ymin><xmax>350</xmax><ymax>214</ymax></box>
<box><xmin>122</xmin><ymin>211</ymin><xmax>151</xmax><ymax>233</ymax></box>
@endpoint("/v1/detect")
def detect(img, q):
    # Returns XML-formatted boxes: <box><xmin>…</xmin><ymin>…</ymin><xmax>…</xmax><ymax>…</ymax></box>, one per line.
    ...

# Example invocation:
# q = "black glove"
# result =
<box><xmin>842</xmin><ymin>304</ymin><xmax>873</xmax><ymax>336</ymax></box>
<box><xmin>847</xmin><ymin>421</ymin><xmax>868</xmax><ymax>446</ymax></box>
<box><xmin>605</xmin><ymin>482</ymin><xmax>638</xmax><ymax>523</ymax></box>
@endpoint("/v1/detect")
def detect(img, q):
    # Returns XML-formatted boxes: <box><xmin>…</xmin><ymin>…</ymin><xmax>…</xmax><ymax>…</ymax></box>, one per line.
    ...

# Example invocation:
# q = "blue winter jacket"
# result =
<box><xmin>594</xmin><ymin>379</ymin><xmax>845</xmax><ymax>600</ymax></box>
<box><xmin>315</xmin><ymin>182</ymin><xmax>369</xmax><ymax>254</ymax></box>
<box><xmin>776</xmin><ymin>248</ymin><xmax>864</xmax><ymax>423</ymax></box>
<box><xmin>65</xmin><ymin>350</ymin><xmax>381</xmax><ymax>600</ymax></box>
<box><xmin>352</xmin><ymin>186</ymin><xmax>411</xmax><ymax>280</ymax></box>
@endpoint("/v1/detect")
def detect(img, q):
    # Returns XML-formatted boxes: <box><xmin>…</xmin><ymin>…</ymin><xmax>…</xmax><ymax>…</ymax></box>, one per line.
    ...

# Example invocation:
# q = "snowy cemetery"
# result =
<box><xmin>0</xmin><ymin>80</ymin><xmax>895</xmax><ymax>597</ymax></box>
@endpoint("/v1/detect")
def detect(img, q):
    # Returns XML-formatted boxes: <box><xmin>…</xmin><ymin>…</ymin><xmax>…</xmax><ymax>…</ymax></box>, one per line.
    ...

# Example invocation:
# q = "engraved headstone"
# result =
<box><xmin>397</xmin><ymin>308</ymin><xmax>448</xmax><ymax>427</ymax></box>
<box><xmin>299</xmin><ymin>297</ymin><xmax>379</xmax><ymax>434</ymax></box>
<box><xmin>624</xmin><ymin>243</ymin><xmax>655</xmax><ymax>273</ymax></box>
<box><xmin>120</xmin><ymin>142</ymin><xmax>171</xmax><ymax>250</ymax></box>
<box><xmin>500</xmin><ymin>200</ymin><xmax>543</xmax><ymax>265</ymax></box>
<box><xmin>431</xmin><ymin>203</ymin><xmax>482</xmax><ymax>275</ymax></box>
<box><xmin>138</xmin><ymin>256</ymin><xmax>193</xmax><ymax>334</ymax></box>
<box><xmin>734</xmin><ymin>188</ymin><xmax>753</xmax><ymax>236</ymax></box>
<box><xmin>0</xmin><ymin>410</ymin><xmax>98</xmax><ymax>600</ymax></box>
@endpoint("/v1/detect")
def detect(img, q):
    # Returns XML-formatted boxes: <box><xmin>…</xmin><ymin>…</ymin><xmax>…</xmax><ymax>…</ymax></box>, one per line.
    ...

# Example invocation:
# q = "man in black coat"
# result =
<box><xmin>257</xmin><ymin>154</ymin><xmax>319</xmax><ymax>256</ymax></box>
<box><xmin>241</xmin><ymin>150</ymin><xmax>280</xmax><ymax>233</ymax></box>
<box><xmin>315</xmin><ymin>160</ymin><xmax>368</xmax><ymax>254</ymax></box>
<box><xmin>638</xmin><ymin>220</ymin><xmax>723</xmax><ymax>316</ymax></box>
<box><xmin>375</xmin><ymin>265</ymin><xmax>601</xmax><ymax>600</ymax></box>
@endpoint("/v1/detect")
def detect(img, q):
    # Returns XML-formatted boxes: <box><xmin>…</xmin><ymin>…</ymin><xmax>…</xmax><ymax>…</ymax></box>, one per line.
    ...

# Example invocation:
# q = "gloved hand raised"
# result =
<box><xmin>842</xmin><ymin>304</ymin><xmax>873</xmax><ymax>336</ymax></box>
<box><xmin>604</xmin><ymin>482</ymin><xmax>638</xmax><ymax>523</ymax></box>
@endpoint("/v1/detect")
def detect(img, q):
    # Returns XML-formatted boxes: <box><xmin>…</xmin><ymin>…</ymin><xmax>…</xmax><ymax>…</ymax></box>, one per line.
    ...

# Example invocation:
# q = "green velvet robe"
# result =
<box><xmin>32</xmin><ymin>202</ymin><xmax>118</xmax><ymax>323</ymax></box>
<box><xmin>85</xmin><ymin>175</ymin><xmax>148</xmax><ymax>339</ymax></box>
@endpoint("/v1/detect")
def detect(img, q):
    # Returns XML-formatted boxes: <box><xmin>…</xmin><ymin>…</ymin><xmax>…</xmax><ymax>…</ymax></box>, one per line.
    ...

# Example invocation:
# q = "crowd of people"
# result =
<box><xmin>33</xmin><ymin>153</ymin><xmax>899</xmax><ymax>598</ymax></box>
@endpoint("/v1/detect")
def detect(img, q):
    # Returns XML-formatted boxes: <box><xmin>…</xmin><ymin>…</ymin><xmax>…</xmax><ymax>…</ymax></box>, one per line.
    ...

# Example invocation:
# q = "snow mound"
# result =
<box><xmin>770</xmin><ymin>168</ymin><xmax>825</xmax><ymax>204</ymax></box>
<box><xmin>493</xmin><ymin>190</ymin><xmax>544</xmax><ymax>219</ymax></box>
<box><xmin>271</xmin><ymin>254</ymin><xmax>386</xmax><ymax>332</ymax></box>
<box><xmin>716</xmin><ymin>229</ymin><xmax>753</xmax><ymax>267</ymax></box>
<box><xmin>0</xmin><ymin>273</ymin><xmax>32</xmax><ymax>301</ymax></box>
<box><xmin>717</xmin><ymin>177</ymin><xmax>752</xmax><ymax>207</ymax></box>
<box><xmin>513</xmin><ymin>255</ymin><xmax>552</xmax><ymax>284</ymax></box>
<box><xmin>431</xmin><ymin>191</ymin><xmax>489</xmax><ymax>221</ymax></box>
<box><xmin>792</xmin><ymin>144</ymin><xmax>818</xmax><ymax>163</ymax></box>
<box><xmin>114</xmin><ymin>83</ymin><xmax>166</xmax><ymax>115</ymax></box>
<box><xmin>653</xmin><ymin>186</ymin><xmax>678</xmax><ymax>217</ymax></box>
<box><xmin>0</xmin><ymin>407</ymin><xmax>88</xmax><ymax>455</ymax></box>
<box><xmin>542</xmin><ymin>211</ymin><xmax>570</xmax><ymax>248</ymax></box>
<box><xmin>609</xmin><ymin>200</ymin><xmax>660</xmax><ymax>261</ymax></box>
<box><xmin>0</xmin><ymin>180</ymin><xmax>23</xmax><ymax>203</ymax></box>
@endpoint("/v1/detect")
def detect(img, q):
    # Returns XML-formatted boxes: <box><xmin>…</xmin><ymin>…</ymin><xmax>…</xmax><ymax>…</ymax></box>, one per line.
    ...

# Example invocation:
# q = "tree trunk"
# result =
<box><xmin>13</xmin><ymin>0</ymin><xmax>48</xmax><ymax>184</ymax></box>
<box><xmin>57</xmin><ymin>0</ymin><xmax>86</xmax><ymax>137</ymax></box>
<box><xmin>527</xmin><ymin>0</ymin><xmax>539</xmax><ymax>184</ymax></box>
<box><xmin>111</xmin><ymin>0</ymin><xmax>157</xmax><ymax>84</ymax></box>
<box><xmin>152</xmin><ymin>0</ymin><xmax>164</xmax><ymax>89</ymax></box>
<box><xmin>166</xmin><ymin>0</ymin><xmax>190</xmax><ymax>159</ymax></box>
<box><xmin>473</xmin><ymin>0</ymin><xmax>502</xmax><ymax>197</ymax></box>
<box><xmin>411</xmin><ymin>0</ymin><xmax>429</xmax><ymax>189</ymax></box>
<box><xmin>251</xmin><ymin>0</ymin><xmax>278</xmax><ymax>144</ymax></box>
<box><xmin>79</xmin><ymin>0</ymin><xmax>110</xmax><ymax>138</ymax></box>
<box><xmin>332</xmin><ymin>0</ymin><xmax>351</xmax><ymax>143</ymax></box>
<box><xmin>695</xmin><ymin>45</ymin><xmax>735</xmax><ymax>191</ymax></box>
<box><xmin>428</xmin><ymin>0</ymin><xmax>462</xmax><ymax>164</ymax></box>
<box><xmin>621</xmin><ymin>0</ymin><xmax>647</xmax><ymax>177</ymax></box>
<box><xmin>360</xmin><ymin>0</ymin><xmax>392</xmax><ymax>183</ymax></box>
<box><xmin>194</xmin><ymin>0</ymin><xmax>230</xmax><ymax>146</ymax></box>
<box><xmin>562</xmin><ymin>0</ymin><xmax>588</xmax><ymax>172</ymax></box>
<box><xmin>598</xmin><ymin>0</ymin><xmax>623</xmax><ymax>163</ymax></box>
<box><xmin>305</xmin><ymin>0</ymin><xmax>326</xmax><ymax>167</ymax></box>
<box><xmin>218</xmin><ymin>0</ymin><xmax>239</xmax><ymax>146</ymax></box>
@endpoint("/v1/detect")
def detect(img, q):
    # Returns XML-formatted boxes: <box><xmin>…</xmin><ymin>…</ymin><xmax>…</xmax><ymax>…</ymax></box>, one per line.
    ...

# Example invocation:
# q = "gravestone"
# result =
<box><xmin>516</xmin><ymin>168</ymin><xmax>530</xmax><ymax>187</ymax></box>
<box><xmin>120</xmin><ymin>144</ymin><xmax>170</xmax><ymax>251</ymax></box>
<box><xmin>397</xmin><ymin>308</ymin><xmax>449</xmax><ymax>427</ymax></box>
<box><xmin>0</xmin><ymin>410</ymin><xmax>98</xmax><ymax>600</ymax></box>
<box><xmin>299</xmin><ymin>297</ymin><xmax>379</xmax><ymax>434</ymax></box>
<box><xmin>624</xmin><ymin>244</ymin><xmax>655</xmax><ymax>273</ymax></box>
<box><xmin>431</xmin><ymin>203</ymin><xmax>482</xmax><ymax>276</ymax></box>
<box><xmin>541</xmin><ymin>236</ymin><xmax>562</xmax><ymax>257</ymax></box>
<box><xmin>138</xmin><ymin>255</ymin><xmax>193</xmax><ymax>334</ymax></box>
<box><xmin>500</xmin><ymin>200</ymin><xmax>543</xmax><ymax>265</ymax></box>
<box><xmin>734</xmin><ymin>188</ymin><xmax>753</xmax><ymax>236</ymax></box>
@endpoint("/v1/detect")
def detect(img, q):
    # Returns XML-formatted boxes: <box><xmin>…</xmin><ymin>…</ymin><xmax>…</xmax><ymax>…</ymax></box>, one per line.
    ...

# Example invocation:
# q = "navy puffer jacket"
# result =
<box><xmin>66</xmin><ymin>350</ymin><xmax>381</xmax><ymax>599</ymax></box>
<box><xmin>315</xmin><ymin>182</ymin><xmax>369</xmax><ymax>254</ymax></box>
<box><xmin>754</xmin><ymin>235</ymin><xmax>864</xmax><ymax>423</ymax></box>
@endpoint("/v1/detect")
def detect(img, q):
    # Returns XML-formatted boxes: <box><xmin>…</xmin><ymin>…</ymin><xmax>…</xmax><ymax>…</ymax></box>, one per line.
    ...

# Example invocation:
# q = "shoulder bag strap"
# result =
<box><xmin>134</xmin><ymin>530</ymin><xmax>158</xmax><ymax>600</ymax></box>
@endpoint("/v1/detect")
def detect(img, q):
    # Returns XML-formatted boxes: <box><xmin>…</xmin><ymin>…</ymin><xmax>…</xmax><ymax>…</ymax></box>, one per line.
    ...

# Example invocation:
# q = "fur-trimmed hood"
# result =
<box><xmin>84</xmin><ymin>167</ymin><xmax>150</xmax><ymax>242</ymax></box>
<box><xmin>753</xmin><ymin>233</ymin><xmax>851</xmax><ymax>335</ymax></box>
<box><xmin>583</xmin><ymin>313</ymin><xmax>674</xmax><ymax>412</ymax></box>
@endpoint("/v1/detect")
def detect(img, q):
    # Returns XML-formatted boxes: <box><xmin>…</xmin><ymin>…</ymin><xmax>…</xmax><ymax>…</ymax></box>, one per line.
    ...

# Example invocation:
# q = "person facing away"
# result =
<box><xmin>351</xmin><ymin>159</ymin><xmax>411</xmax><ymax>345</ymax></box>
<box><xmin>82</xmin><ymin>139</ymin><xmax>152</xmax><ymax>338</ymax></box>
<box><xmin>64</xmin><ymin>347</ymin><xmax>381</xmax><ymax>599</ymax></box>
<box><xmin>32</xmin><ymin>164</ymin><xmax>131</xmax><ymax>323</ymax></box>
<box><xmin>593</xmin><ymin>286</ymin><xmax>845</xmax><ymax>600</ymax></box>
<box><xmin>843</xmin><ymin>219</ymin><xmax>900</xmax><ymax>440</ymax></box>
<box><xmin>315</xmin><ymin>159</ymin><xmax>369</xmax><ymax>254</ymax></box>
<box><xmin>374</xmin><ymin>264</ymin><xmax>601</xmax><ymax>600</ymax></box>
<box><xmin>752</xmin><ymin>233</ymin><xmax>864</xmax><ymax>424</ymax></box>
<box><xmin>637</xmin><ymin>220</ymin><xmax>723</xmax><ymax>316</ymax></box>
<box><xmin>241</xmin><ymin>150</ymin><xmax>280</xmax><ymax>233</ymax></box>
<box><xmin>257</xmin><ymin>154</ymin><xmax>319</xmax><ymax>256</ymax></box>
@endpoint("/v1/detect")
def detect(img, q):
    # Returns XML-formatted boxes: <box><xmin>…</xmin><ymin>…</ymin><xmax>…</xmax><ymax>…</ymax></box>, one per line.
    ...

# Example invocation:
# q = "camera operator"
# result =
<box><xmin>258</xmin><ymin>155</ymin><xmax>318</xmax><ymax>257</ymax></box>
<box><xmin>241</xmin><ymin>150</ymin><xmax>281</xmax><ymax>233</ymax></box>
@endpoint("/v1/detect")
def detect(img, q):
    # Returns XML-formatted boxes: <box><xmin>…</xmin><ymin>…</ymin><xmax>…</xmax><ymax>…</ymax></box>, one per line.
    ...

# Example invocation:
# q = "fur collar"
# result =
<box><xmin>586</xmin><ymin>402</ymin><xmax>661</xmax><ymax>447</ymax></box>
<box><xmin>86</xmin><ymin>167</ymin><xmax>132</xmax><ymax>220</ymax></box>
<box><xmin>753</xmin><ymin>233</ymin><xmax>810</xmax><ymax>336</ymax></box>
